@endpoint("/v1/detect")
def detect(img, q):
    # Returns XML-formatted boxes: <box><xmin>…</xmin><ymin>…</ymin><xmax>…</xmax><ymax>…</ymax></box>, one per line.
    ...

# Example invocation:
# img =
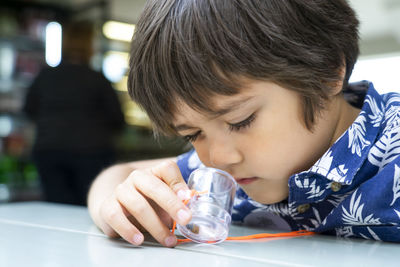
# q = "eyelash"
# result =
<box><xmin>183</xmin><ymin>131</ymin><xmax>201</xmax><ymax>143</ymax></box>
<box><xmin>183</xmin><ymin>113</ymin><xmax>257</xmax><ymax>143</ymax></box>
<box><xmin>228</xmin><ymin>113</ymin><xmax>256</xmax><ymax>132</ymax></box>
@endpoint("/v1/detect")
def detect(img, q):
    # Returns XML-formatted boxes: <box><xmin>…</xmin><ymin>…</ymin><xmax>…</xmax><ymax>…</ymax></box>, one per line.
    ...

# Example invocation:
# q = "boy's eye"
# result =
<box><xmin>228</xmin><ymin>113</ymin><xmax>256</xmax><ymax>132</ymax></box>
<box><xmin>183</xmin><ymin>131</ymin><xmax>201</xmax><ymax>142</ymax></box>
<box><xmin>182</xmin><ymin>113</ymin><xmax>256</xmax><ymax>142</ymax></box>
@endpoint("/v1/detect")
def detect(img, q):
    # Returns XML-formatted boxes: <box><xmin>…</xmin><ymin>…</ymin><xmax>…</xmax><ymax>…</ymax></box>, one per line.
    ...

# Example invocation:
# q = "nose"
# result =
<box><xmin>208</xmin><ymin>138</ymin><xmax>242</xmax><ymax>169</ymax></box>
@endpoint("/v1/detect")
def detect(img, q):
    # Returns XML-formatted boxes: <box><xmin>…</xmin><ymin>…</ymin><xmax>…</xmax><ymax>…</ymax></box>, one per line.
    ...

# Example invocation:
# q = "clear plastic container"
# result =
<box><xmin>177</xmin><ymin>167</ymin><xmax>237</xmax><ymax>244</ymax></box>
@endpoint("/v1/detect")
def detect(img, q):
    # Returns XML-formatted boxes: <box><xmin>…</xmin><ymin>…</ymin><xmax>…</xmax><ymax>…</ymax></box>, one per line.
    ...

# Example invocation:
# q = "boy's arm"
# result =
<box><xmin>87</xmin><ymin>157</ymin><xmax>189</xmax><ymax>247</ymax></box>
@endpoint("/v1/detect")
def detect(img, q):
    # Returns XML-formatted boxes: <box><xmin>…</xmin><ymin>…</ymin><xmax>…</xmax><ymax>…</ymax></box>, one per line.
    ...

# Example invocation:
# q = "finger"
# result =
<box><xmin>94</xmin><ymin>197</ymin><xmax>119</xmax><ymax>238</ymax></box>
<box><xmin>131</xmin><ymin>169</ymin><xmax>192</xmax><ymax>226</ymax></box>
<box><xmin>100</xmin><ymin>193</ymin><xmax>144</xmax><ymax>246</ymax></box>
<box><xmin>97</xmin><ymin>215</ymin><xmax>118</xmax><ymax>238</ymax></box>
<box><xmin>151</xmin><ymin>160</ymin><xmax>191</xmax><ymax>199</ymax></box>
<box><xmin>116</xmin><ymin>180</ymin><xmax>177</xmax><ymax>247</ymax></box>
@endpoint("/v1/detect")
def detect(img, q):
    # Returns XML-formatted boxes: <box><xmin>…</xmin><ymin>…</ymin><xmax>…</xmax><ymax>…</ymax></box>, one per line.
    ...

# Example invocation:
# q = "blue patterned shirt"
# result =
<box><xmin>177</xmin><ymin>81</ymin><xmax>400</xmax><ymax>242</ymax></box>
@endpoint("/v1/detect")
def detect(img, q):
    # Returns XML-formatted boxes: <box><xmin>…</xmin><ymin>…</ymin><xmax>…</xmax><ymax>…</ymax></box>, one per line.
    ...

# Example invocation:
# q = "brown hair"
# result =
<box><xmin>128</xmin><ymin>0</ymin><xmax>359</xmax><ymax>135</ymax></box>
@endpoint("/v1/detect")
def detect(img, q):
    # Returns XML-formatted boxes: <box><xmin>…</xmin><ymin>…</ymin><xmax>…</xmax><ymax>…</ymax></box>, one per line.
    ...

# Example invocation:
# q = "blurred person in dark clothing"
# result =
<box><xmin>23</xmin><ymin>20</ymin><xmax>125</xmax><ymax>205</ymax></box>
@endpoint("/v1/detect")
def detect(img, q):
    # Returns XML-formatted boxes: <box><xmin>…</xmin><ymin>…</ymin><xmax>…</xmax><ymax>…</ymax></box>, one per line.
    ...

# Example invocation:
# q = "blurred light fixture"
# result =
<box><xmin>102</xmin><ymin>51</ymin><xmax>129</xmax><ymax>83</ymax></box>
<box><xmin>0</xmin><ymin>115</ymin><xmax>12</xmax><ymax>137</ymax></box>
<box><xmin>124</xmin><ymin>102</ymin><xmax>151</xmax><ymax>127</ymax></box>
<box><xmin>350</xmin><ymin>54</ymin><xmax>400</xmax><ymax>94</ymax></box>
<box><xmin>0</xmin><ymin>43</ymin><xmax>15</xmax><ymax>81</ymax></box>
<box><xmin>0</xmin><ymin>42</ymin><xmax>15</xmax><ymax>92</ymax></box>
<box><xmin>103</xmin><ymin>21</ymin><xmax>135</xmax><ymax>42</ymax></box>
<box><xmin>114</xmin><ymin>75</ymin><xmax>128</xmax><ymax>91</ymax></box>
<box><xmin>45</xmin><ymin>21</ymin><xmax>62</xmax><ymax>67</ymax></box>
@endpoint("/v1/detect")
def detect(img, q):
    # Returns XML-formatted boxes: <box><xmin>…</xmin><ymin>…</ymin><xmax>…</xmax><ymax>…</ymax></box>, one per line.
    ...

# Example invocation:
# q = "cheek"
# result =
<box><xmin>242</xmin><ymin>116</ymin><xmax>309</xmax><ymax>174</ymax></box>
<box><xmin>243</xmin><ymin>132</ymin><xmax>287</xmax><ymax>171</ymax></box>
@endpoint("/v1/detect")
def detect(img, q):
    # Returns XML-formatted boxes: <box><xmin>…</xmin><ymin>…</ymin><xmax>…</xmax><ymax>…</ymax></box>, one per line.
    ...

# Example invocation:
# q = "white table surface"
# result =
<box><xmin>0</xmin><ymin>201</ymin><xmax>398</xmax><ymax>267</ymax></box>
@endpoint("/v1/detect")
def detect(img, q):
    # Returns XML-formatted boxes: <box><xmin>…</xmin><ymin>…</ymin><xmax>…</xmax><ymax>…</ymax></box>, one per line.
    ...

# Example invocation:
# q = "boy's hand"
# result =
<box><xmin>98</xmin><ymin>160</ymin><xmax>191</xmax><ymax>247</ymax></box>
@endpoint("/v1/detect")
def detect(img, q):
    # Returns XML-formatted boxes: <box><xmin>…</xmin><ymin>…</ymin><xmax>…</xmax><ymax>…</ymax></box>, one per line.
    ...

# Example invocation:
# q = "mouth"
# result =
<box><xmin>235</xmin><ymin>177</ymin><xmax>258</xmax><ymax>185</ymax></box>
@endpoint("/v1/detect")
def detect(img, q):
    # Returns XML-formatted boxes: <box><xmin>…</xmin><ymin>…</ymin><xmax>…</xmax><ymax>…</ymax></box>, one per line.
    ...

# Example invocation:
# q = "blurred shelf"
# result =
<box><xmin>0</xmin><ymin>183</ymin><xmax>42</xmax><ymax>203</ymax></box>
<box><xmin>0</xmin><ymin>35</ymin><xmax>44</xmax><ymax>52</ymax></box>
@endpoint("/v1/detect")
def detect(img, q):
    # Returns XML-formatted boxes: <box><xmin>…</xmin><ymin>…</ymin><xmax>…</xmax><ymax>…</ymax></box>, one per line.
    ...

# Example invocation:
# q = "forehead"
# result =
<box><xmin>172</xmin><ymin>80</ymin><xmax>267</xmax><ymax>127</ymax></box>
<box><xmin>174</xmin><ymin>94</ymin><xmax>249</xmax><ymax>118</ymax></box>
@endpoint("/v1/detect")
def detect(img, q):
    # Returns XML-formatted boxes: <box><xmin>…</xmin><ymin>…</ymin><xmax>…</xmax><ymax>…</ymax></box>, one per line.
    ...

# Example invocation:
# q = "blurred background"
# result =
<box><xmin>0</xmin><ymin>0</ymin><xmax>399</xmax><ymax>204</ymax></box>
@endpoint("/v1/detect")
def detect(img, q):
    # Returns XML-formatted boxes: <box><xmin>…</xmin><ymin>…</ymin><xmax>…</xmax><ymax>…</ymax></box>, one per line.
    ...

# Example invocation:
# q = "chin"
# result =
<box><xmin>239</xmin><ymin>180</ymin><xmax>289</xmax><ymax>204</ymax></box>
<box><xmin>255</xmin><ymin>198</ymin><xmax>285</xmax><ymax>205</ymax></box>
<box><xmin>246</xmin><ymin>191</ymin><xmax>288</xmax><ymax>205</ymax></box>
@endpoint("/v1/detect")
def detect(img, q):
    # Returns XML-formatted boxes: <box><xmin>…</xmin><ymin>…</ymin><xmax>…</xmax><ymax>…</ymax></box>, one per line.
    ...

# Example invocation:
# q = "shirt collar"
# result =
<box><xmin>295</xmin><ymin>81</ymin><xmax>384</xmax><ymax>185</ymax></box>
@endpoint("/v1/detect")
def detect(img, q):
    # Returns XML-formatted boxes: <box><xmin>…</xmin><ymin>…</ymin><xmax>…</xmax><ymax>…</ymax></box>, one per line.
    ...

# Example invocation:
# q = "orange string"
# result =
<box><xmin>175</xmin><ymin>230</ymin><xmax>315</xmax><ymax>244</ymax></box>
<box><xmin>171</xmin><ymin>199</ymin><xmax>189</xmax><ymax>235</ymax></box>
<box><xmin>171</xmin><ymin>189</ymin><xmax>202</xmax><ymax>235</ymax></box>
<box><xmin>171</xmin><ymin>190</ymin><xmax>315</xmax><ymax>244</ymax></box>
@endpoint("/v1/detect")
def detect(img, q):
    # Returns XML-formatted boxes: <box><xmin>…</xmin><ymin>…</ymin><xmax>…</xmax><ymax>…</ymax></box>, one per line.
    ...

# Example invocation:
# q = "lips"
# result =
<box><xmin>235</xmin><ymin>177</ymin><xmax>258</xmax><ymax>185</ymax></box>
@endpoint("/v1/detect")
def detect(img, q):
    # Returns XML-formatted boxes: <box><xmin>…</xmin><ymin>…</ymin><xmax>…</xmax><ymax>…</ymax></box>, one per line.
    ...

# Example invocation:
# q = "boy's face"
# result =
<box><xmin>173</xmin><ymin>80</ymin><xmax>341</xmax><ymax>204</ymax></box>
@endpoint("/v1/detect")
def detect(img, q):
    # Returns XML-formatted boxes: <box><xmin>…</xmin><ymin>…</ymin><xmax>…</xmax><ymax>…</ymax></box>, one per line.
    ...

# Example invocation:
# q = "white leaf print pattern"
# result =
<box><xmin>187</xmin><ymin>151</ymin><xmax>204</xmax><ymax>169</ymax></box>
<box><xmin>368</xmin><ymin>130</ymin><xmax>400</xmax><ymax>170</ymax></box>
<box><xmin>247</xmin><ymin>199</ymin><xmax>292</xmax><ymax>217</ymax></box>
<box><xmin>390</xmin><ymin>165</ymin><xmax>400</xmax><ymax>206</ymax></box>
<box><xmin>383</xmin><ymin>93</ymin><xmax>400</xmax><ymax>106</ymax></box>
<box><xmin>394</xmin><ymin>209</ymin><xmax>400</xmax><ymax>219</ymax></box>
<box><xmin>336</xmin><ymin>226</ymin><xmax>354</xmax><ymax>238</ymax></box>
<box><xmin>310</xmin><ymin>150</ymin><xmax>333</xmax><ymax>177</ymax></box>
<box><xmin>384</xmin><ymin>106</ymin><xmax>400</xmax><ymax>133</ymax></box>
<box><xmin>348</xmin><ymin>113</ymin><xmax>371</xmax><ymax>157</ymax></box>
<box><xmin>342</xmin><ymin>190</ymin><xmax>381</xmax><ymax>225</ymax></box>
<box><xmin>360</xmin><ymin>227</ymin><xmax>381</xmax><ymax>241</ymax></box>
<box><xmin>294</xmin><ymin>175</ymin><xmax>325</xmax><ymax>199</ymax></box>
<box><xmin>288</xmin><ymin>201</ymin><xmax>303</xmax><ymax>220</ymax></box>
<box><xmin>384</xmin><ymin>93</ymin><xmax>400</xmax><ymax>133</ymax></box>
<box><xmin>307</xmin><ymin>207</ymin><xmax>323</xmax><ymax>230</ymax></box>
<box><xmin>365</xmin><ymin>95</ymin><xmax>384</xmax><ymax>127</ymax></box>
<box><xmin>265</xmin><ymin>203</ymin><xmax>292</xmax><ymax>216</ymax></box>
<box><xmin>327</xmin><ymin>164</ymin><xmax>348</xmax><ymax>183</ymax></box>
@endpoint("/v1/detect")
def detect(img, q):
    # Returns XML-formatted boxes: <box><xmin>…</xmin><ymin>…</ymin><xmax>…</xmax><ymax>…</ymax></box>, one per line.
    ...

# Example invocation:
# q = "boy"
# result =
<box><xmin>88</xmin><ymin>0</ymin><xmax>400</xmax><ymax>247</ymax></box>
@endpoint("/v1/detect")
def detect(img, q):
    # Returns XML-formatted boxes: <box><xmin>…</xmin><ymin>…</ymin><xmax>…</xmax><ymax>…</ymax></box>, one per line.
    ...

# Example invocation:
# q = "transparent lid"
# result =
<box><xmin>178</xmin><ymin>167</ymin><xmax>237</xmax><ymax>244</ymax></box>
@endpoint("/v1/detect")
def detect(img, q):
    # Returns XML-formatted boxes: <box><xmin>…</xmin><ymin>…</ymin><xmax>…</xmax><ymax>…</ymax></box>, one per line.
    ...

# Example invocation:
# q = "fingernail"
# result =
<box><xmin>177</xmin><ymin>190</ymin><xmax>191</xmax><ymax>200</ymax></box>
<box><xmin>177</xmin><ymin>209</ymin><xmax>191</xmax><ymax>223</ymax></box>
<box><xmin>133</xmin><ymin>234</ymin><xmax>143</xmax><ymax>245</ymax></box>
<box><xmin>165</xmin><ymin>235</ymin><xmax>177</xmax><ymax>247</ymax></box>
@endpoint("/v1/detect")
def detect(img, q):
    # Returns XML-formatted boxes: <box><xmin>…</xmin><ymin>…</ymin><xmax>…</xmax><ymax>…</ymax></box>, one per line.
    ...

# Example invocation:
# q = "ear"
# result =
<box><xmin>330</xmin><ymin>65</ymin><xmax>346</xmax><ymax>96</ymax></box>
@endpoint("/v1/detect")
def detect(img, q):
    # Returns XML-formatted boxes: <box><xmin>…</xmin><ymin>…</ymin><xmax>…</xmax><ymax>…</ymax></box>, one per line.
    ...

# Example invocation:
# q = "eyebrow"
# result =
<box><xmin>174</xmin><ymin>95</ymin><xmax>255</xmax><ymax>132</ymax></box>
